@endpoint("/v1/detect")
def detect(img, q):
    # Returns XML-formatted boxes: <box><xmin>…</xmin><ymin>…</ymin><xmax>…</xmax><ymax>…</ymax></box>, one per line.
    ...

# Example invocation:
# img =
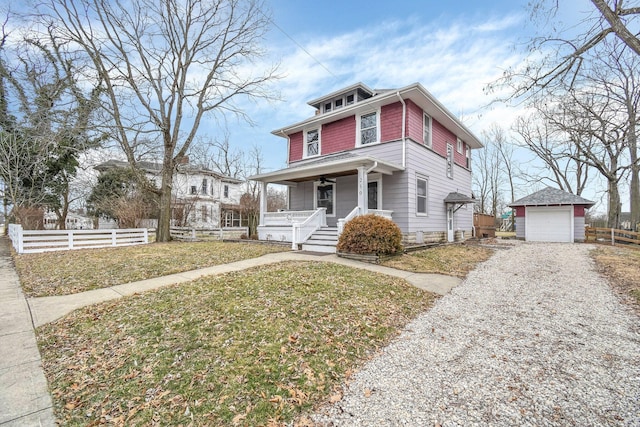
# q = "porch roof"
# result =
<box><xmin>250</xmin><ymin>153</ymin><xmax>404</xmax><ymax>185</ymax></box>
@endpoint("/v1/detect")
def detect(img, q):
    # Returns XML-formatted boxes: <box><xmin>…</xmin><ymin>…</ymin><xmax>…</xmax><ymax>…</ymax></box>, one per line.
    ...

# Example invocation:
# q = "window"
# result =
<box><xmin>416</xmin><ymin>176</ymin><xmax>428</xmax><ymax>215</ymax></box>
<box><xmin>359</xmin><ymin>111</ymin><xmax>378</xmax><ymax>145</ymax></box>
<box><xmin>202</xmin><ymin>178</ymin><xmax>208</xmax><ymax>194</ymax></box>
<box><xmin>335</xmin><ymin>98</ymin><xmax>343</xmax><ymax>109</ymax></box>
<box><xmin>190</xmin><ymin>185</ymin><xmax>197</xmax><ymax>195</ymax></box>
<box><xmin>314</xmin><ymin>182</ymin><xmax>335</xmax><ymax>216</ymax></box>
<box><xmin>346</xmin><ymin>94</ymin><xmax>354</xmax><ymax>105</ymax></box>
<box><xmin>201</xmin><ymin>205</ymin><xmax>208</xmax><ymax>222</ymax></box>
<box><xmin>305</xmin><ymin>129</ymin><xmax>320</xmax><ymax>157</ymax></box>
<box><xmin>466</xmin><ymin>145</ymin><xmax>471</xmax><ymax>169</ymax></box>
<box><xmin>324</xmin><ymin>102</ymin><xmax>332</xmax><ymax>113</ymax></box>
<box><xmin>423</xmin><ymin>113</ymin><xmax>432</xmax><ymax>147</ymax></box>
<box><xmin>457</xmin><ymin>137</ymin><xmax>463</xmax><ymax>153</ymax></box>
<box><xmin>446</xmin><ymin>143</ymin><xmax>454</xmax><ymax>179</ymax></box>
<box><xmin>224</xmin><ymin>184</ymin><xmax>229</xmax><ymax>198</ymax></box>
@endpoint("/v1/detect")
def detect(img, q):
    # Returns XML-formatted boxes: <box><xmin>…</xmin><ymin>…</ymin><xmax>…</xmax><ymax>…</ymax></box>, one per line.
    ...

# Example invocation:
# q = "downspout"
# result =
<box><xmin>396</xmin><ymin>91</ymin><xmax>406</xmax><ymax>168</ymax></box>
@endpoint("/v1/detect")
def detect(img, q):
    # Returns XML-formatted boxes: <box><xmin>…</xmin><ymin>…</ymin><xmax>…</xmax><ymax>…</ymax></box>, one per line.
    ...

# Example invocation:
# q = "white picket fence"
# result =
<box><xmin>8</xmin><ymin>224</ymin><xmax>149</xmax><ymax>254</ymax></box>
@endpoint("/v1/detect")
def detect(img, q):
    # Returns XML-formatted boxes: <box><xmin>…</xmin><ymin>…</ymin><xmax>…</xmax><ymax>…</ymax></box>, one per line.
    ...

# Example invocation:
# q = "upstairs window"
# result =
<box><xmin>190</xmin><ymin>185</ymin><xmax>197</xmax><ymax>195</ymax></box>
<box><xmin>446</xmin><ymin>143</ymin><xmax>454</xmax><ymax>179</ymax></box>
<box><xmin>305</xmin><ymin>129</ymin><xmax>320</xmax><ymax>157</ymax></box>
<box><xmin>346</xmin><ymin>94</ymin><xmax>354</xmax><ymax>105</ymax></box>
<box><xmin>324</xmin><ymin>102</ymin><xmax>332</xmax><ymax>113</ymax></box>
<box><xmin>224</xmin><ymin>184</ymin><xmax>229</xmax><ymax>198</ymax></box>
<box><xmin>457</xmin><ymin>137</ymin><xmax>463</xmax><ymax>153</ymax></box>
<box><xmin>423</xmin><ymin>113</ymin><xmax>432</xmax><ymax>147</ymax></box>
<box><xmin>466</xmin><ymin>145</ymin><xmax>471</xmax><ymax>169</ymax></box>
<box><xmin>335</xmin><ymin>98</ymin><xmax>343</xmax><ymax>109</ymax></box>
<box><xmin>359</xmin><ymin>111</ymin><xmax>378</xmax><ymax>145</ymax></box>
<box><xmin>201</xmin><ymin>178</ymin><xmax>208</xmax><ymax>194</ymax></box>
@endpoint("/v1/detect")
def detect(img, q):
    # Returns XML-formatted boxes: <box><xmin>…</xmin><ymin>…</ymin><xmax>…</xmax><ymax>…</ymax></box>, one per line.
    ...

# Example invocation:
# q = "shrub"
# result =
<box><xmin>337</xmin><ymin>214</ymin><xmax>403</xmax><ymax>255</ymax></box>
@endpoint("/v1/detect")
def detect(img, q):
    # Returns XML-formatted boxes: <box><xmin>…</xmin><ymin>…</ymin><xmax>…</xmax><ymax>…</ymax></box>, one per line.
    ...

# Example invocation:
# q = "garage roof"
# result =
<box><xmin>509</xmin><ymin>187</ymin><xmax>595</xmax><ymax>207</ymax></box>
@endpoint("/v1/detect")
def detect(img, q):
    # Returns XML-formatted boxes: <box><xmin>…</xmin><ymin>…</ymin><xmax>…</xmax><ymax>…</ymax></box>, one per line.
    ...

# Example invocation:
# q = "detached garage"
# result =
<box><xmin>509</xmin><ymin>187</ymin><xmax>595</xmax><ymax>243</ymax></box>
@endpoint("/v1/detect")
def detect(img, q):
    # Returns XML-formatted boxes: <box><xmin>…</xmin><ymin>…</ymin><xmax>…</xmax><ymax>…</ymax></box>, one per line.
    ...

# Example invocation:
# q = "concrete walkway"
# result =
<box><xmin>0</xmin><ymin>238</ymin><xmax>55</xmax><ymax>426</ymax></box>
<box><xmin>1</xmin><ymin>243</ymin><xmax>461</xmax><ymax>426</ymax></box>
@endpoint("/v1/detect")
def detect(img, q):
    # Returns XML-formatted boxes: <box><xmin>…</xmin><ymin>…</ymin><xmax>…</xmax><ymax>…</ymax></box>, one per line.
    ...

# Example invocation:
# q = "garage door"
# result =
<box><xmin>526</xmin><ymin>206</ymin><xmax>573</xmax><ymax>242</ymax></box>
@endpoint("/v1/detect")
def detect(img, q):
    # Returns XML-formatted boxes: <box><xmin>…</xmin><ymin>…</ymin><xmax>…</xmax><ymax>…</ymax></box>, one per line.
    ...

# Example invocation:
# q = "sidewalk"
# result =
<box><xmin>2</xmin><ymin>244</ymin><xmax>461</xmax><ymax>426</ymax></box>
<box><xmin>0</xmin><ymin>237</ymin><xmax>55</xmax><ymax>426</ymax></box>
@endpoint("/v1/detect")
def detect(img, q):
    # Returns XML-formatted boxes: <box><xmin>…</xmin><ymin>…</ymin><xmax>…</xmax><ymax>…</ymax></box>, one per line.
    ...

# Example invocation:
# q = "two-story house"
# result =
<box><xmin>95</xmin><ymin>159</ymin><xmax>244</xmax><ymax>228</ymax></box>
<box><xmin>250</xmin><ymin>82</ymin><xmax>483</xmax><ymax>252</ymax></box>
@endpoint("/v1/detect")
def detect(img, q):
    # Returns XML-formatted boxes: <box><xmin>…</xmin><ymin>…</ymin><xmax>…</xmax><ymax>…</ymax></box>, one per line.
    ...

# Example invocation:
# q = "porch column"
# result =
<box><xmin>357</xmin><ymin>166</ymin><xmax>368</xmax><ymax>214</ymax></box>
<box><xmin>259</xmin><ymin>181</ymin><xmax>267</xmax><ymax>226</ymax></box>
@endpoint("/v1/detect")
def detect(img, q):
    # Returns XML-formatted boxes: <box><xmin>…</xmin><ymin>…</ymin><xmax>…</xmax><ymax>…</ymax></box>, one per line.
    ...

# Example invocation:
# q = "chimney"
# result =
<box><xmin>179</xmin><ymin>155</ymin><xmax>189</xmax><ymax>165</ymax></box>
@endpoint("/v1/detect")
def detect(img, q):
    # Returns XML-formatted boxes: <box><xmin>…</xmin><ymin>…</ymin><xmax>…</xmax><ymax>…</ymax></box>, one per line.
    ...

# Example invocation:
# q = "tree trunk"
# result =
<box><xmin>156</xmin><ymin>158</ymin><xmax>174</xmax><ymax>242</ymax></box>
<box><xmin>629</xmin><ymin>119</ymin><xmax>640</xmax><ymax>231</ymax></box>
<box><xmin>607</xmin><ymin>178</ymin><xmax>621</xmax><ymax>229</ymax></box>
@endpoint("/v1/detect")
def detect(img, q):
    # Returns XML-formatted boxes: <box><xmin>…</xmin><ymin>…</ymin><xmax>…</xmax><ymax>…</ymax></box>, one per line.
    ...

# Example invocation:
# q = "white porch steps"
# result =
<box><xmin>301</xmin><ymin>227</ymin><xmax>338</xmax><ymax>253</ymax></box>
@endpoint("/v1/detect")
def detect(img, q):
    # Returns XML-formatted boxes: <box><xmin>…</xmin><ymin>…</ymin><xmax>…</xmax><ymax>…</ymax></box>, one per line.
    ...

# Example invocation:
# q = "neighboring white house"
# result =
<box><xmin>44</xmin><ymin>211</ymin><xmax>94</xmax><ymax>230</ymax></box>
<box><xmin>95</xmin><ymin>158</ymin><xmax>244</xmax><ymax>228</ymax></box>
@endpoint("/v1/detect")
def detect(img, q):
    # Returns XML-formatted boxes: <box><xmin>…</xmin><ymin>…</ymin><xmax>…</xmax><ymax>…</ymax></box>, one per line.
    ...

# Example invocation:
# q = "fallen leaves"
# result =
<box><xmin>37</xmin><ymin>261</ymin><xmax>435</xmax><ymax>426</ymax></box>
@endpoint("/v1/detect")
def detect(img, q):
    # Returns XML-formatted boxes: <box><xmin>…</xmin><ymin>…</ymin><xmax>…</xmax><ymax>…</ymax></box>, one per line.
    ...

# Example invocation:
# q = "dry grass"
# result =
<box><xmin>37</xmin><ymin>261</ymin><xmax>435</xmax><ymax>426</ymax></box>
<box><xmin>591</xmin><ymin>245</ymin><xmax>640</xmax><ymax>311</ymax></box>
<box><xmin>15</xmin><ymin>241</ymin><xmax>287</xmax><ymax>297</ymax></box>
<box><xmin>381</xmin><ymin>243</ymin><xmax>494</xmax><ymax>277</ymax></box>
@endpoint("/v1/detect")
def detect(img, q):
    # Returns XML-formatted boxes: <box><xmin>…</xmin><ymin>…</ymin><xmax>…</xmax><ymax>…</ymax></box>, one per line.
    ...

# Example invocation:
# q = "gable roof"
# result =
<box><xmin>509</xmin><ymin>187</ymin><xmax>595</xmax><ymax>207</ymax></box>
<box><xmin>272</xmin><ymin>82</ymin><xmax>483</xmax><ymax>149</ymax></box>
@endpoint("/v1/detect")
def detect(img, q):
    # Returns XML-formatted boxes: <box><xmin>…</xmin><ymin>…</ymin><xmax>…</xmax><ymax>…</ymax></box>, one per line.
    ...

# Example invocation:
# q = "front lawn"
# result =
<box><xmin>381</xmin><ymin>244</ymin><xmax>494</xmax><ymax>277</ymax></box>
<box><xmin>37</xmin><ymin>261</ymin><xmax>435</xmax><ymax>426</ymax></box>
<box><xmin>15</xmin><ymin>241</ymin><xmax>288</xmax><ymax>297</ymax></box>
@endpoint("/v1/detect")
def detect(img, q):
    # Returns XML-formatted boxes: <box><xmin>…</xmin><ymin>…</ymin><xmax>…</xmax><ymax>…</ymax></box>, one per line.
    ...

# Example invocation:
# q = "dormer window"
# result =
<box><xmin>335</xmin><ymin>98</ymin><xmax>343</xmax><ymax>109</ymax></box>
<box><xmin>324</xmin><ymin>102</ymin><xmax>332</xmax><ymax>113</ymax></box>
<box><xmin>346</xmin><ymin>94</ymin><xmax>354</xmax><ymax>105</ymax></box>
<box><xmin>305</xmin><ymin>129</ymin><xmax>320</xmax><ymax>157</ymax></box>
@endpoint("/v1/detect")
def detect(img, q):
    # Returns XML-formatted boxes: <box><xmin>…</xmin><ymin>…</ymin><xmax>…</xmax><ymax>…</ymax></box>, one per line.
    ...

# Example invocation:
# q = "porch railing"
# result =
<box><xmin>337</xmin><ymin>206</ymin><xmax>361</xmax><ymax>235</ymax></box>
<box><xmin>263</xmin><ymin>210</ymin><xmax>318</xmax><ymax>226</ymax></box>
<box><xmin>292</xmin><ymin>208</ymin><xmax>327</xmax><ymax>250</ymax></box>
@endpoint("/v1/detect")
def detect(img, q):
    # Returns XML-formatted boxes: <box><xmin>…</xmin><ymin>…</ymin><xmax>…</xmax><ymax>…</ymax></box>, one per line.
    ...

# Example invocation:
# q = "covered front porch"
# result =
<box><xmin>250</xmin><ymin>153</ymin><xmax>403</xmax><ymax>251</ymax></box>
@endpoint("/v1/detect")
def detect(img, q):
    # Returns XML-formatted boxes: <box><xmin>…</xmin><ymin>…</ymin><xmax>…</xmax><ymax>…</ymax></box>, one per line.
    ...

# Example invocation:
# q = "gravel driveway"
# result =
<box><xmin>313</xmin><ymin>242</ymin><xmax>640</xmax><ymax>426</ymax></box>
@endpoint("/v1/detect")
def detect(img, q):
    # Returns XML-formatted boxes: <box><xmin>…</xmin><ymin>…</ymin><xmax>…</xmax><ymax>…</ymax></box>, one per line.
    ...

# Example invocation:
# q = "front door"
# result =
<box><xmin>367</xmin><ymin>181</ymin><xmax>379</xmax><ymax>210</ymax></box>
<box><xmin>447</xmin><ymin>206</ymin><xmax>454</xmax><ymax>242</ymax></box>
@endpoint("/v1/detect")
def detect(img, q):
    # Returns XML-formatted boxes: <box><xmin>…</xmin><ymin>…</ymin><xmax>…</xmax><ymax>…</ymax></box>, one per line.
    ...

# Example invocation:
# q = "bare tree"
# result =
<box><xmin>514</xmin><ymin>113</ymin><xmax>591</xmax><ymax>196</ymax></box>
<box><xmin>473</xmin><ymin>124</ymin><xmax>514</xmax><ymax>216</ymax></box>
<box><xmin>488</xmin><ymin>0</ymin><xmax>640</xmax><ymax>100</ymax></box>
<box><xmin>42</xmin><ymin>0</ymin><xmax>279</xmax><ymax>241</ymax></box>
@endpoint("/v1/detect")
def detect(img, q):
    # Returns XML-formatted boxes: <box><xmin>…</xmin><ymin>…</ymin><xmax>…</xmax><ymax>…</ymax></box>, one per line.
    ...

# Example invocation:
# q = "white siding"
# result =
<box><xmin>405</xmin><ymin>141</ymin><xmax>473</xmax><ymax>234</ymax></box>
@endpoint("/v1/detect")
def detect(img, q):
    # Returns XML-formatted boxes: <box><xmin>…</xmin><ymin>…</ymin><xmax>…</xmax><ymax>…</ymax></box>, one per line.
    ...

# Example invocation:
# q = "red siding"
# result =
<box><xmin>289</xmin><ymin>131</ymin><xmax>303</xmax><ymax>162</ymax></box>
<box><xmin>515</xmin><ymin>206</ymin><xmax>525</xmax><ymax>217</ymax></box>
<box><xmin>406</xmin><ymin>100</ymin><xmax>423</xmax><ymax>143</ymax></box>
<box><xmin>432</xmin><ymin>119</ymin><xmax>453</xmax><ymax>157</ymax></box>
<box><xmin>381</xmin><ymin>102</ymin><xmax>403</xmax><ymax>142</ymax></box>
<box><xmin>574</xmin><ymin>205</ymin><xmax>586</xmax><ymax>216</ymax></box>
<box><xmin>321</xmin><ymin>116</ymin><xmax>356</xmax><ymax>155</ymax></box>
